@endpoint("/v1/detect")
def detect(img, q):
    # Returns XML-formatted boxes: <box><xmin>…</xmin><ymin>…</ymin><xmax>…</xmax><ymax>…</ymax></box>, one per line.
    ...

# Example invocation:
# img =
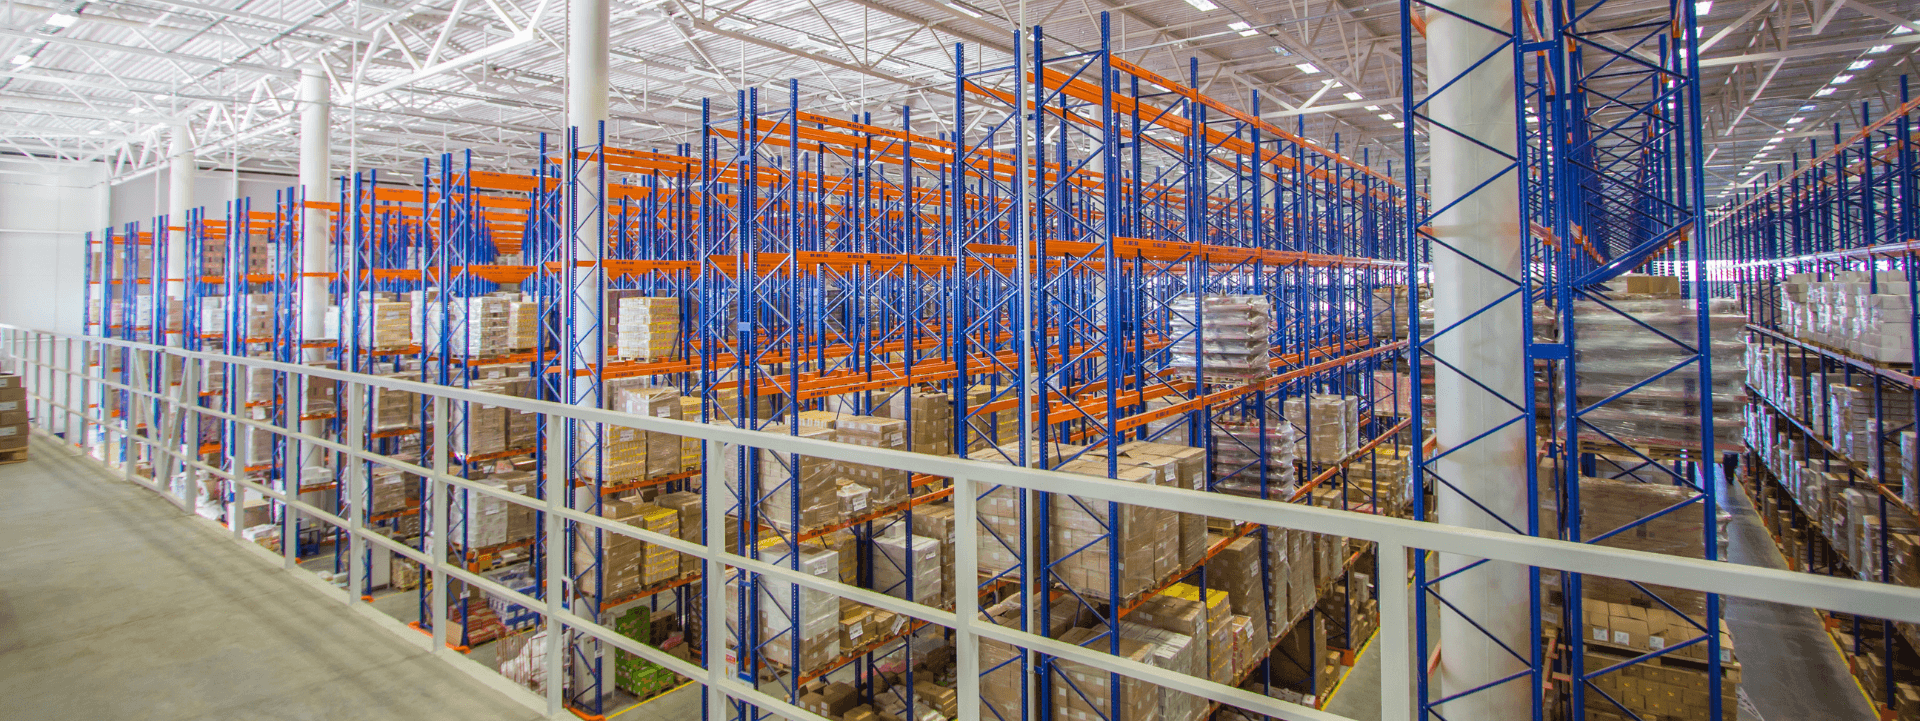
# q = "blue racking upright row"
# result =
<box><xmin>1711</xmin><ymin>86</ymin><xmax>1920</xmax><ymax>720</ymax></box>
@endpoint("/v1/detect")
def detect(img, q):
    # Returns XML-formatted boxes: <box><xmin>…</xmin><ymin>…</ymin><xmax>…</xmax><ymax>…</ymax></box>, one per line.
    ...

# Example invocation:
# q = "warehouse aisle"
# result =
<box><xmin>1717</xmin><ymin>466</ymin><xmax>1877</xmax><ymax>721</ymax></box>
<box><xmin>0</xmin><ymin>437</ymin><xmax>546</xmax><ymax>721</ymax></box>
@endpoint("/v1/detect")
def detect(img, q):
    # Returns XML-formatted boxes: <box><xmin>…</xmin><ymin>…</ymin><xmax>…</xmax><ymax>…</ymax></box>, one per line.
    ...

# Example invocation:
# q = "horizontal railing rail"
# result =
<box><xmin>6</xmin><ymin>323</ymin><xmax>1917</xmax><ymax>721</ymax></box>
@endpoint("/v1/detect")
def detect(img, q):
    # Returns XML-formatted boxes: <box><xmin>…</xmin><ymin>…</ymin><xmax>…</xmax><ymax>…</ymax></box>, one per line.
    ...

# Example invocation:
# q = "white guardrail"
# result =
<box><xmin>5</xmin><ymin>324</ymin><xmax>1919</xmax><ymax>721</ymax></box>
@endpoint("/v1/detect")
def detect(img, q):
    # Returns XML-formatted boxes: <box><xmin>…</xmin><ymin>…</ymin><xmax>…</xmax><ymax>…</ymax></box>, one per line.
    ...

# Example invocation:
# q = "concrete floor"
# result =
<box><xmin>0</xmin><ymin>436</ymin><xmax>547</xmax><ymax>721</ymax></box>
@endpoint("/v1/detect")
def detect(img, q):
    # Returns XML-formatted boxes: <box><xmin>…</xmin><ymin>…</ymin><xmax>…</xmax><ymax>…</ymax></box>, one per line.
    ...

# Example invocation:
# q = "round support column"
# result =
<box><xmin>1428</xmin><ymin>0</ymin><xmax>1530</xmax><ymax>716</ymax></box>
<box><xmin>166</xmin><ymin>123</ymin><xmax>192</xmax><ymax>345</ymax></box>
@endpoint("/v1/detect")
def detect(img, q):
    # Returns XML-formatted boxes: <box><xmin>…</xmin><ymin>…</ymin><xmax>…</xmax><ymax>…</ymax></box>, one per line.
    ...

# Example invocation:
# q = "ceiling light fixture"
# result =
<box><xmin>1870</xmin><ymin>44</ymin><xmax>1893</xmax><ymax>53</ymax></box>
<box><xmin>1787</xmin><ymin>116</ymin><xmax>1804</xmax><ymax>124</ymax></box>
<box><xmin>944</xmin><ymin>1</ymin><xmax>982</xmax><ymax>18</ymax></box>
<box><xmin>1184</xmin><ymin>0</ymin><xmax>1218</xmax><ymax>11</ymax></box>
<box><xmin>1364</xmin><ymin>105</ymin><xmax>1380</xmax><ymax>111</ymax></box>
<box><xmin>1378</xmin><ymin>113</ymin><xmax>1393</xmax><ymax>120</ymax></box>
<box><xmin>1393</xmin><ymin>122</ymin><xmax>1405</xmax><ymax>128</ymax></box>
<box><xmin>1799</xmin><ymin>104</ymin><xmax>1817</xmax><ymax>110</ymax></box>
<box><xmin>1343</xmin><ymin>91</ymin><xmax>1362</xmax><ymax>100</ymax></box>
<box><xmin>9</xmin><ymin>54</ymin><xmax>29</xmax><ymax>65</ymax></box>
<box><xmin>1850</xmin><ymin>60</ymin><xmax>1872</xmax><ymax>70</ymax></box>
<box><xmin>1831</xmin><ymin>74</ymin><xmax>1853</xmax><ymax>84</ymax></box>
<box><xmin>1228</xmin><ymin>21</ymin><xmax>1259</xmax><ymax>37</ymax></box>
<box><xmin>1295</xmin><ymin>62</ymin><xmax>1320</xmax><ymax>74</ymax></box>
<box><xmin>1816</xmin><ymin>87</ymin><xmax>1837</xmax><ymax>96</ymax></box>
<box><xmin>46</xmin><ymin>12</ymin><xmax>77</xmax><ymax>28</ymax></box>
<box><xmin>1695</xmin><ymin>1</ymin><xmax>1711</xmax><ymax>14</ymax></box>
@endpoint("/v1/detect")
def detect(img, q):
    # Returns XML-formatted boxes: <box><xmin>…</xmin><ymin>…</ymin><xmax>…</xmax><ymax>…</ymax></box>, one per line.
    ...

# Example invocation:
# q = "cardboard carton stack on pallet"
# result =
<box><xmin>615</xmin><ymin>296</ymin><xmax>679</xmax><ymax>361</ymax></box>
<box><xmin>0</xmin><ymin>373</ymin><xmax>25</xmax><ymax>461</ymax></box>
<box><xmin>832</xmin><ymin>414</ymin><xmax>911</xmax><ymax>509</ymax></box>
<box><xmin>1285</xmin><ymin>394</ymin><xmax>1360</xmax><ymax>465</ymax></box>
<box><xmin>1779</xmin><ymin>271</ymin><xmax>1916</xmax><ymax>362</ymax></box>
<box><xmin>507</xmin><ymin>300</ymin><xmax>537</xmax><ymax>351</ymax></box>
<box><xmin>355</xmin><ymin>295</ymin><xmax>413</xmax><ymax>351</ymax></box>
<box><xmin>757</xmin><ymin>541</ymin><xmax>842</xmax><ymax>673</ymax></box>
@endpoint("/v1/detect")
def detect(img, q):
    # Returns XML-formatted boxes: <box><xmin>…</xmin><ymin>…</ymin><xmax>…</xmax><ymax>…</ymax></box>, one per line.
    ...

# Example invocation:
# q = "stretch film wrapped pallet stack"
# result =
<box><xmin>1571</xmin><ymin>292</ymin><xmax>1747</xmax><ymax>450</ymax></box>
<box><xmin>507</xmin><ymin>301</ymin><xmax>537</xmax><ymax>351</ymax></box>
<box><xmin>1285</xmin><ymin>394</ymin><xmax>1359</xmax><ymax>464</ymax></box>
<box><xmin>1779</xmin><ymin>271</ymin><xmax>1917</xmax><ymax>362</ymax></box>
<box><xmin>1211</xmin><ymin>420</ymin><xmax>1299</xmax><ymax>497</ymax></box>
<box><xmin>1169</xmin><ymin>295</ymin><xmax>1273</xmax><ymax>385</ymax></box>
<box><xmin>757</xmin><ymin>542</ymin><xmax>842</xmax><ymax>673</ymax></box>
<box><xmin>358</xmin><ymin>298</ymin><xmax>413</xmax><ymax>351</ymax></box>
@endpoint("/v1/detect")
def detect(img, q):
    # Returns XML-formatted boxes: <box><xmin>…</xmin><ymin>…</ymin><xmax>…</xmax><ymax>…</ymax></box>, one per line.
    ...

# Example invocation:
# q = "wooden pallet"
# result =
<box><xmin>0</xmin><ymin>447</ymin><xmax>26</xmax><ymax>465</ymax></box>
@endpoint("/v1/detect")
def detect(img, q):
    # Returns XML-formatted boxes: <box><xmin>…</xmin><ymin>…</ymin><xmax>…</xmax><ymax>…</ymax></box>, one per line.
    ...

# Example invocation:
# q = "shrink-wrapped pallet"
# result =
<box><xmin>1168</xmin><ymin>294</ymin><xmax>1272</xmax><ymax>384</ymax></box>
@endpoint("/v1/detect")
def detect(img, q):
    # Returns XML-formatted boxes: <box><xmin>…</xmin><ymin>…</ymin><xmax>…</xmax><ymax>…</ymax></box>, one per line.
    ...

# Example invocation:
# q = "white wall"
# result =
<box><xmin>0</xmin><ymin>157</ymin><xmax>298</xmax><ymax>336</ymax></box>
<box><xmin>0</xmin><ymin>158</ymin><xmax>108</xmax><ymax>334</ymax></box>
<box><xmin>109</xmin><ymin>168</ymin><xmax>293</xmax><ymax>228</ymax></box>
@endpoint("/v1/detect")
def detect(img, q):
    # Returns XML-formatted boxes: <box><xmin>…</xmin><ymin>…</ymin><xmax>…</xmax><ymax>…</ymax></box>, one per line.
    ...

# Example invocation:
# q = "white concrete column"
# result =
<box><xmin>298</xmin><ymin>62</ymin><xmax>331</xmax><ymax>350</ymax></box>
<box><xmin>1428</xmin><ymin>0</ymin><xmax>1529</xmax><ymax>717</ymax></box>
<box><xmin>562</xmin><ymin>0</ymin><xmax>608</xmax><ymax>704</ymax></box>
<box><xmin>166</xmin><ymin>123</ymin><xmax>192</xmax><ymax>345</ymax></box>
<box><xmin>567</xmin><ymin>0</ymin><xmax>609</xmax><ymax>129</ymax></box>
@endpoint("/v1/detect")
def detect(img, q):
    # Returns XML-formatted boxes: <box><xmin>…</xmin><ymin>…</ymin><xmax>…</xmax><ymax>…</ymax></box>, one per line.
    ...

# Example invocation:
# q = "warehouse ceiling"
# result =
<box><xmin>0</xmin><ymin>0</ymin><xmax>1913</xmax><ymax>202</ymax></box>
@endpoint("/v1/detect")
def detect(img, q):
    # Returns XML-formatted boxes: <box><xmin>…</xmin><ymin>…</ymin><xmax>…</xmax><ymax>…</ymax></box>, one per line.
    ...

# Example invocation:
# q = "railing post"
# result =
<box><xmin>541</xmin><ymin>403</ymin><xmax>565</xmax><ymax>716</ymax></box>
<box><xmin>1379</xmin><ymin>541</ymin><xmax>1413</xmax><ymax>721</ymax></box>
<box><xmin>702</xmin><ymin>435</ymin><xmax>729</xmax><ymax>718</ymax></box>
<box><xmin>344</xmin><ymin>380</ymin><xmax>368</xmax><ymax>605</ymax></box>
<box><xmin>429</xmin><ymin>393</ymin><xmax>450</xmax><ymax>653</ymax></box>
<box><xmin>953</xmin><ymin>474</ymin><xmax>981</xmax><ymax>721</ymax></box>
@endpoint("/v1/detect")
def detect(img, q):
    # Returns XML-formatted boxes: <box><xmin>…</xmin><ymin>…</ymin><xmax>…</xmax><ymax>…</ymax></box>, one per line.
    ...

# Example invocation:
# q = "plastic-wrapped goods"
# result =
<box><xmin>357</xmin><ymin>299</ymin><xmax>413</xmax><ymax>351</ymax></box>
<box><xmin>507</xmin><ymin>301</ymin><xmax>538</xmax><ymax>351</ymax></box>
<box><xmin>1778</xmin><ymin>271</ymin><xmax>1916</xmax><ymax>362</ymax></box>
<box><xmin>1211</xmin><ymin>420</ymin><xmax>1298</xmax><ymax>497</ymax></box>
<box><xmin>834</xmin><ymin>415</ymin><xmax>911</xmax><ymax>508</ymax></box>
<box><xmin>422</xmin><ymin>296</ymin><xmax>510</xmax><ymax>357</ymax></box>
<box><xmin>757</xmin><ymin>424</ymin><xmax>840</xmax><ymax>531</ymax></box>
<box><xmin>610</xmin><ymin>384</ymin><xmax>684</xmax><ymax>478</ymax></box>
<box><xmin>873</xmin><ymin>530</ymin><xmax>944</xmax><ymax>608</ymax></box>
<box><xmin>879</xmin><ymin>389</ymin><xmax>956</xmax><ymax>456</ymax></box>
<box><xmin>1285</xmin><ymin>394</ymin><xmax>1359</xmax><ymax>464</ymax></box>
<box><xmin>757</xmin><ymin>542</ymin><xmax>842</xmax><ymax>671</ymax></box>
<box><xmin>244</xmin><ymin>293</ymin><xmax>275</xmax><ymax>339</ymax></box>
<box><xmin>1568</xmin><ymin>297</ymin><xmax>1747</xmax><ymax>451</ymax></box>
<box><xmin>615</xmin><ymin>296</ymin><xmax>679</xmax><ymax>360</ymax></box>
<box><xmin>1168</xmin><ymin>295</ymin><xmax>1273</xmax><ymax>385</ymax></box>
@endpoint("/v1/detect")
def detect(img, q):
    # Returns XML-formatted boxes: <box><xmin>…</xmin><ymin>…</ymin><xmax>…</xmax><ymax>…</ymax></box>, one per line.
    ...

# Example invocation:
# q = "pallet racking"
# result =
<box><xmin>85</xmin><ymin>21</ymin><xmax>1430</xmax><ymax>721</ymax></box>
<box><xmin>1711</xmin><ymin>84</ymin><xmax>1920</xmax><ymax>720</ymax></box>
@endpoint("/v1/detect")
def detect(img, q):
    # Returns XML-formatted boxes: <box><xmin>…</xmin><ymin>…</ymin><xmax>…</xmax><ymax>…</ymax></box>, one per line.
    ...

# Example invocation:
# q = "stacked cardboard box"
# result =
<box><xmin>1135</xmin><ymin>582</ymin><xmax>1233</xmax><ymax>684</ymax></box>
<box><xmin>373</xmin><ymin>373</ymin><xmax>418</xmax><ymax>431</ymax></box>
<box><xmin>634</xmin><ymin>503</ymin><xmax>681</xmax><ymax>585</ymax></box>
<box><xmin>370</xmin><ymin>466</ymin><xmax>411</xmax><ymax>515</ymax></box>
<box><xmin>244</xmin><ymin>293</ymin><xmax>274</xmax><ymax>339</ymax></box>
<box><xmin>880</xmin><ymin>389</ymin><xmax>955</xmax><ymax>455</ymax></box>
<box><xmin>1053</xmin><ymin>627</ymin><xmax>1158</xmax><ymax>721</ymax></box>
<box><xmin>1117</xmin><ymin>441</ymin><xmax>1209</xmax><ymax>571</ymax></box>
<box><xmin>507</xmin><ymin>301</ymin><xmax>537</xmax><ymax>351</ymax></box>
<box><xmin>0</xmin><ymin>374</ymin><xmax>25</xmax><ymax>456</ymax></box>
<box><xmin>1342</xmin><ymin>446</ymin><xmax>1410</xmax><ymax>512</ymax></box>
<box><xmin>454</xmin><ymin>392</ymin><xmax>508</xmax><ymax>459</ymax></box>
<box><xmin>1168</xmin><ymin>294</ymin><xmax>1273</xmax><ymax>385</ymax></box>
<box><xmin>201</xmin><ymin>237</ymin><xmax>227</xmax><ymax>278</ymax></box>
<box><xmin>1118</xmin><ymin>621</ymin><xmax>1203</xmax><ymax>721</ymax></box>
<box><xmin>657</xmin><ymin>491</ymin><xmax>703</xmax><ymax>577</ymax></box>
<box><xmin>1207</xmin><ymin>534</ymin><xmax>1267</xmax><ymax>642</ymax></box>
<box><xmin>422</xmin><ymin>296</ymin><xmax>511</xmax><ymax>357</ymax></box>
<box><xmin>614</xmin><ymin>384</ymin><xmax>684</xmax><ymax>478</ymax></box>
<box><xmin>1051</xmin><ymin>458</ymin><xmax>1176</xmax><ymax>601</ymax></box>
<box><xmin>1574</xmin><ymin>478</ymin><xmax>1708</xmax><ymax>615</ymax></box>
<box><xmin>245</xmin><ymin>232</ymin><xmax>272</xmax><ymax>275</ymax></box>
<box><xmin>964</xmin><ymin>383</ymin><xmax>1022</xmax><ymax>450</ymax></box>
<box><xmin>759</xmin><ymin>424</ymin><xmax>840</xmax><ymax>530</ymax></box>
<box><xmin>359</xmin><ymin>298</ymin><xmax>413</xmax><ymax>350</ymax></box>
<box><xmin>615</xmin><ymin>296</ymin><xmax>680</xmax><ymax>360</ymax></box>
<box><xmin>1581</xmin><ymin>601</ymin><xmax>1740</xmax><ymax>721</ymax></box>
<box><xmin>453</xmin><ymin>471</ymin><xmax>536</xmax><ymax>549</ymax></box>
<box><xmin>911</xmin><ymin>503</ymin><xmax>957</xmax><ymax>609</ymax></box>
<box><xmin>1779</xmin><ymin>271</ymin><xmax>1916</xmax><ymax>362</ymax></box>
<box><xmin>968</xmin><ymin>442</ymin><xmax>1086</xmax><ymax>582</ymax></box>
<box><xmin>581</xmin><ymin>498</ymin><xmax>646</xmax><ymax>599</ymax></box>
<box><xmin>835</xmin><ymin>415</ymin><xmax>910</xmax><ymax>507</ymax></box>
